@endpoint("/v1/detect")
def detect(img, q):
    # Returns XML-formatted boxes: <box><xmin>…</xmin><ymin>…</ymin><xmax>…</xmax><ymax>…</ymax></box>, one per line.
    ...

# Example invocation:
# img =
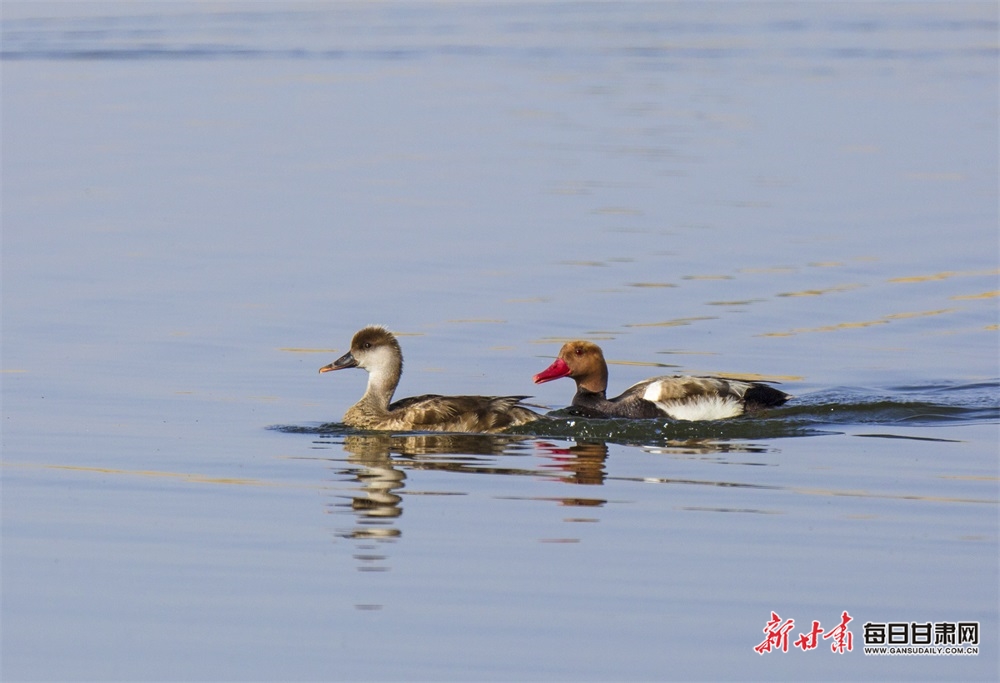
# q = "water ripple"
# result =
<box><xmin>272</xmin><ymin>381</ymin><xmax>999</xmax><ymax>446</ymax></box>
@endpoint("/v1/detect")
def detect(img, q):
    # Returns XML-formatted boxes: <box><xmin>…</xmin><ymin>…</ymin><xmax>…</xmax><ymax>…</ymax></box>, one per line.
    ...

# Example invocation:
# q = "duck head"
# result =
<box><xmin>533</xmin><ymin>340</ymin><xmax>609</xmax><ymax>394</ymax></box>
<box><xmin>319</xmin><ymin>325</ymin><xmax>403</xmax><ymax>385</ymax></box>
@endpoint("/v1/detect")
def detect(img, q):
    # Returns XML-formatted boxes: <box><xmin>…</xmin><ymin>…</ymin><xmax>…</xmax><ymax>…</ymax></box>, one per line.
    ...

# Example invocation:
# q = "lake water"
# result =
<box><xmin>2</xmin><ymin>2</ymin><xmax>998</xmax><ymax>681</ymax></box>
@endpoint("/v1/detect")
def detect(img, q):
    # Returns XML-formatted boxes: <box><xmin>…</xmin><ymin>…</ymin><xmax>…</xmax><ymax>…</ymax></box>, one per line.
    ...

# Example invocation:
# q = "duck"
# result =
<box><xmin>320</xmin><ymin>325</ymin><xmax>541</xmax><ymax>433</ymax></box>
<box><xmin>532</xmin><ymin>340</ymin><xmax>789</xmax><ymax>421</ymax></box>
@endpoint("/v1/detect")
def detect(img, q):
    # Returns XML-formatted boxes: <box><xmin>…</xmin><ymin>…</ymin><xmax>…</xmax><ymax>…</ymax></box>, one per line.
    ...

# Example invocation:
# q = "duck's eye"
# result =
<box><xmin>364</xmin><ymin>342</ymin><xmax>372</xmax><ymax>349</ymax></box>
<box><xmin>575</xmin><ymin>348</ymin><xmax>583</xmax><ymax>355</ymax></box>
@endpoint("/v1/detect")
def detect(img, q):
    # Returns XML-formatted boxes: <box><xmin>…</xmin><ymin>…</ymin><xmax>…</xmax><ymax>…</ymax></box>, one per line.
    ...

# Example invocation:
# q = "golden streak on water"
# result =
<box><xmin>639</xmin><ymin>475</ymin><xmax>995</xmax><ymax>504</ymax></box>
<box><xmin>759</xmin><ymin>308</ymin><xmax>960</xmax><ymax>337</ymax></box>
<box><xmin>706</xmin><ymin>299</ymin><xmax>765</xmax><ymax>306</ymax></box>
<box><xmin>777</xmin><ymin>283</ymin><xmax>863</xmax><ymax>297</ymax></box>
<box><xmin>711</xmin><ymin>371</ymin><xmax>805</xmax><ymax>382</ymax></box>
<box><xmin>547</xmin><ymin>186</ymin><xmax>591</xmax><ymax>196</ymax></box>
<box><xmin>681</xmin><ymin>274</ymin><xmax>734</xmax><ymax>280</ymax></box>
<box><xmin>1</xmin><ymin>369</ymin><xmax>28</xmax><ymax>373</ymax></box>
<box><xmin>627</xmin><ymin>282</ymin><xmax>677</xmax><ymax>288</ymax></box>
<box><xmin>678</xmin><ymin>506</ymin><xmax>782</xmax><ymax>514</ymax></box>
<box><xmin>656</xmin><ymin>350</ymin><xmax>718</xmax><ymax>355</ymax></box>
<box><xmin>608</xmin><ymin>359</ymin><xmax>675</xmax><ymax>368</ymax></box>
<box><xmin>808</xmin><ymin>261</ymin><xmax>845</xmax><ymax>267</ymax></box>
<box><xmin>624</xmin><ymin>316</ymin><xmax>716</xmax><ymax>328</ymax></box>
<box><xmin>888</xmin><ymin>268</ymin><xmax>1000</xmax><ymax>283</ymax></box>
<box><xmin>531</xmin><ymin>336</ymin><xmax>617</xmax><ymax>343</ymax></box>
<box><xmin>882</xmin><ymin>308</ymin><xmax>959</xmax><ymax>320</ymax></box>
<box><xmin>738</xmin><ymin>266</ymin><xmax>798</xmax><ymax>274</ymax></box>
<box><xmin>950</xmin><ymin>290</ymin><xmax>999</xmax><ymax>300</ymax></box>
<box><xmin>5</xmin><ymin>462</ymin><xmax>276</xmax><ymax>487</ymax></box>
<box><xmin>559</xmin><ymin>260</ymin><xmax>607</xmax><ymax>267</ymax></box>
<box><xmin>789</xmin><ymin>486</ymin><xmax>995</xmax><ymax>505</ymax></box>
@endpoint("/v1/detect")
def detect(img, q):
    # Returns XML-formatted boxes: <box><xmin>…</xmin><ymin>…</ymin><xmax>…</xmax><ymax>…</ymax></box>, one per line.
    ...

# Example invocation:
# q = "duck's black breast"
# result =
<box><xmin>606</xmin><ymin>396</ymin><xmax>666</xmax><ymax>419</ymax></box>
<box><xmin>571</xmin><ymin>390</ymin><xmax>665</xmax><ymax>419</ymax></box>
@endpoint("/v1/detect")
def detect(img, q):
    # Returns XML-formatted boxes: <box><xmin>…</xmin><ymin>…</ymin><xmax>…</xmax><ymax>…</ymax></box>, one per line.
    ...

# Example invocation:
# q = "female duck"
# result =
<box><xmin>320</xmin><ymin>325</ymin><xmax>540</xmax><ymax>433</ymax></box>
<box><xmin>533</xmin><ymin>340</ymin><xmax>789</xmax><ymax>421</ymax></box>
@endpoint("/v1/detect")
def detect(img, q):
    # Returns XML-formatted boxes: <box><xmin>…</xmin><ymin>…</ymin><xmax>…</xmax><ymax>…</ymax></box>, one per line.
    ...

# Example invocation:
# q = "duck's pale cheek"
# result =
<box><xmin>362</xmin><ymin>346</ymin><xmax>398</xmax><ymax>373</ymax></box>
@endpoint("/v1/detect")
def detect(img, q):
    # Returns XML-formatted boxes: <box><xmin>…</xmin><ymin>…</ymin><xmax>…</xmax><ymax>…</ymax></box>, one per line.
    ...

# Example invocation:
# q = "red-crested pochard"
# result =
<box><xmin>320</xmin><ymin>326</ymin><xmax>541</xmax><ymax>433</ymax></box>
<box><xmin>533</xmin><ymin>340</ymin><xmax>789</xmax><ymax>420</ymax></box>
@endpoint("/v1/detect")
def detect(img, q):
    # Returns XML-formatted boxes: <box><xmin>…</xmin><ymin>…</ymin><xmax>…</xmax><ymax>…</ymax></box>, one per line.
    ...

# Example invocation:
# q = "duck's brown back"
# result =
<box><xmin>345</xmin><ymin>394</ymin><xmax>540</xmax><ymax>433</ymax></box>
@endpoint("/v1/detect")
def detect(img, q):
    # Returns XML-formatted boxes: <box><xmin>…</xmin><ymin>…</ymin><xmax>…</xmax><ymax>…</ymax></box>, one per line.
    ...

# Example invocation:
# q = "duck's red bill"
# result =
<box><xmin>533</xmin><ymin>358</ymin><xmax>571</xmax><ymax>384</ymax></box>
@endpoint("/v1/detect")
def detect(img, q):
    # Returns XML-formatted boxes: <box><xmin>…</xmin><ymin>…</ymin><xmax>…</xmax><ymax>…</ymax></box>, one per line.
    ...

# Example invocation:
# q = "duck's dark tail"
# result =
<box><xmin>743</xmin><ymin>384</ymin><xmax>791</xmax><ymax>410</ymax></box>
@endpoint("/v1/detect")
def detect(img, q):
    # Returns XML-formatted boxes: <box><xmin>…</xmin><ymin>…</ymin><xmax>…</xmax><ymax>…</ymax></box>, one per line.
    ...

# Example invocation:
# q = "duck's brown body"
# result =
<box><xmin>533</xmin><ymin>341</ymin><xmax>789</xmax><ymax>421</ymax></box>
<box><xmin>321</xmin><ymin>326</ymin><xmax>540</xmax><ymax>433</ymax></box>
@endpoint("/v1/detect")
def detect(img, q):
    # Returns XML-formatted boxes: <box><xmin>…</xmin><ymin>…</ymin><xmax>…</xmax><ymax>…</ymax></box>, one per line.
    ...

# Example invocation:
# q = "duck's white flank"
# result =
<box><xmin>642</xmin><ymin>382</ymin><xmax>744</xmax><ymax>421</ymax></box>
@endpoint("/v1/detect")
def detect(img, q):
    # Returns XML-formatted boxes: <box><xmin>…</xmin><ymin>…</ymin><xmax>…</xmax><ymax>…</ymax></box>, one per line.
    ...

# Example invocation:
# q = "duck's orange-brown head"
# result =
<box><xmin>533</xmin><ymin>340</ymin><xmax>609</xmax><ymax>394</ymax></box>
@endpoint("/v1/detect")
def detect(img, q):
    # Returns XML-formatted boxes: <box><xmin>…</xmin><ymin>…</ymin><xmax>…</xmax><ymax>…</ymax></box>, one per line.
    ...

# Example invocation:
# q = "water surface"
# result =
<box><xmin>2</xmin><ymin>2</ymin><xmax>997</xmax><ymax>681</ymax></box>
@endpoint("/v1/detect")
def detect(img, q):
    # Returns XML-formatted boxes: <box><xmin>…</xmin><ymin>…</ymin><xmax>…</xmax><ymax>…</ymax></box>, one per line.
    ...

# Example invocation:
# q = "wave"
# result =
<box><xmin>4</xmin><ymin>7</ymin><xmax>991</xmax><ymax>64</ymax></box>
<box><xmin>272</xmin><ymin>381</ymin><xmax>999</xmax><ymax>447</ymax></box>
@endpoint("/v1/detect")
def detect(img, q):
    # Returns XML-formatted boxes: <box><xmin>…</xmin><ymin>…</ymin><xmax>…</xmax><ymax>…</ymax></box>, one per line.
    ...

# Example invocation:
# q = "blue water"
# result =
<box><xmin>2</xmin><ymin>2</ymin><xmax>997</xmax><ymax>681</ymax></box>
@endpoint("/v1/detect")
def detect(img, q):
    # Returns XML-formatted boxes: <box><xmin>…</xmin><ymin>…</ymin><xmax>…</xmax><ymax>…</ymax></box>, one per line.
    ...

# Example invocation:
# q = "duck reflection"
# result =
<box><xmin>534</xmin><ymin>440</ymin><xmax>609</xmax><ymax>487</ymax></box>
<box><xmin>323</xmin><ymin>430</ymin><xmax>773</xmax><ymax>575</ymax></box>
<box><xmin>336</xmin><ymin>433</ymin><xmax>533</xmax><ymax>542</ymax></box>
<box><xmin>642</xmin><ymin>439</ymin><xmax>772</xmax><ymax>459</ymax></box>
<box><xmin>343</xmin><ymin>432</ymin><xmax>532</xmax><ymax>458</ymax></box>
<box><xmin>348</xmin><ymin>453</ymin><xmax>404</xmax><ymax>519</ymax></box>
<box><xmin>333</xmin><ymin>433</ymin><xmax>525</xmax><ymax>571</ymax></box>
<box><xmin>336</xmin><ymin>433</ymin><xmax>613</xmax><ymax>535</ymax></box>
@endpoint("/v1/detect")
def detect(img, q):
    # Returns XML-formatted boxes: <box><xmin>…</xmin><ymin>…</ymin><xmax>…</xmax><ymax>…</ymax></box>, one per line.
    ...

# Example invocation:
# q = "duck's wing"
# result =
<box><xmin>621</xmin><ymin>376</ymin><xmax>787</xmax><ymax>421</ymax></box>
<box><xmin>387</xmin><ymin>393</ymin><xmax>446</xmax><ymax>413</ymax></box>
<box><xmin>387</xmin><ymin>393</ymin><xmax>465</xmax><ymax>427</ymax></box>
<box><xmin>387</xmin><ymin>394</ymin><xmax>539</xmax><ymax>432</ymax></box>
<box><xmin>478</xmin><ymin>396</ymin><xmax>541</xmax><ymax>431</ymax></box>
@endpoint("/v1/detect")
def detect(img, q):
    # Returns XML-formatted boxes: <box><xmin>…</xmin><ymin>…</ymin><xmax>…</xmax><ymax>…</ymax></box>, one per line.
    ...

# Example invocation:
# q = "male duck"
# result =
<box><xmin>533</xmin><ymin>340</ymin><xmax>789</xmax><ymax>420</ymax></box>
<box><xmin>321</xmin><ymin>325</ymin><xmax>541</xmax><ymax>433</ymax></box>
